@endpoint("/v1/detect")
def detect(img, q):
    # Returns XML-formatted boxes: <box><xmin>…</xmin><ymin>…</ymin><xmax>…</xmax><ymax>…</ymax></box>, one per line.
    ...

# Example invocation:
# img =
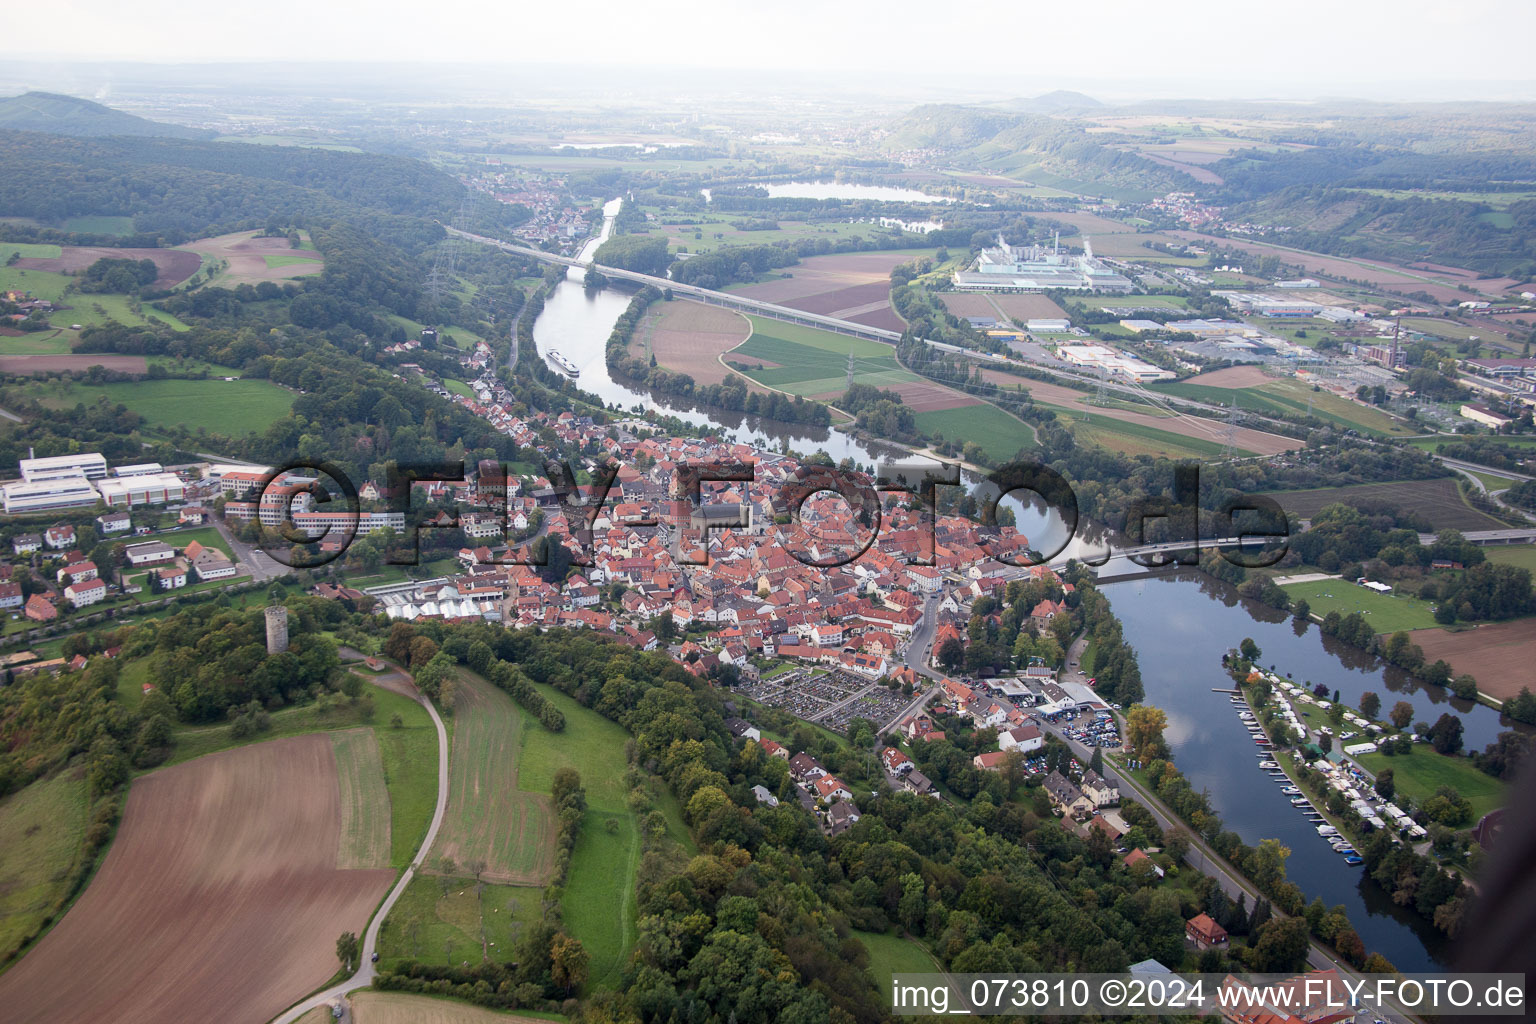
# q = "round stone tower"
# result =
<box><xmin>264</xmin><ymin>605</ymin><xmax>290</xmax><ymax>654</ymax></box>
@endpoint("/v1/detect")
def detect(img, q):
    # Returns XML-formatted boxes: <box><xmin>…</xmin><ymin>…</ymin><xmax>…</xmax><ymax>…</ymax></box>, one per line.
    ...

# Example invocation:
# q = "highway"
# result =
<box><xmin>268</xmin><ymin>657</ymin><xmax>450</xmax><ymax>1024</ymax></box>
<box><xmin>450</xmin><ymin>228</ymin><xmax>1350</xmax><ymax>443</ymax></box>
<box><xmin>1436</xmin><ymin>456</ymin><xmax>1533</xmax><ymax>484</ymax></box>
<box><xmin>450</xmin><ymin>228</ymin><xmax>901</xmax><ymax>345</ymax></box>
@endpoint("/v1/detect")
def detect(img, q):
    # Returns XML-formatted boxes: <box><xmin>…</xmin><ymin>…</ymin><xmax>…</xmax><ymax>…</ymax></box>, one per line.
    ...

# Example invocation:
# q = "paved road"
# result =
<box><xmin>1435</xmin><ymin>455</ymin><xmax>1534</xmax><ymax>484</ymax></box>
<box><xmin>451</xmin><ymin>227</ymin><xmax>898</xmax><ymax>346</ymax></box>
<box><xmin>211</xmin><ymin>517</ymin><xmax>288</xmax><ymax>583</ymax></box>
<box><xmin>268</xmin><ymin>657</ymin><xmax>450</xmax><ymax>1024</ymax></box>
<box><xmin>879</xmin><ymin>592</ymin><xmax>944</xmax><ymax>735</ymax></box>
<box><xmin>1433</xmin><ymin>455</ymin><xmax>1536</xmax><ymax>525</ymax></box>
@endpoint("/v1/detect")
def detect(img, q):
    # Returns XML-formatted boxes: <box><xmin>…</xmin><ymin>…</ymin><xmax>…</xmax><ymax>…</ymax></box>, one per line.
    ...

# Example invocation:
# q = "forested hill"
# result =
<box><xmin>0</xmin><ymin>130</ymin><xmax>527</xmax><ymax>250</ymax></box>
<box><xmin>881</xmin><ymin>103</ymin><xmax>1189</xmax><ymax>197</ymax></box>
<box><xmin>0</xmin><ymin>91</ymin><xmax>211</xmax><ymax>139</ymax></box>
<box><xmin>1220</xmin><ymin>186</ymin><xmax>1536</xmax><ymax>278</ymax></box>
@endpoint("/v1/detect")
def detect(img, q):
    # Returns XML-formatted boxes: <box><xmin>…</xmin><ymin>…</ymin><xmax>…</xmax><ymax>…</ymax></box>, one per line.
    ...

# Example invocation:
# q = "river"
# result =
<box><xmin>1099</xmin><ymin>568</ymin><xmax>1512</xmax><ymax>970</ymax></box>
<box><xmin>527</xmin><ymin>204</ymin><xmax>1500</xmax><ymax>971</ymax></box>
<box><xmin>531</xmin><ymin>199</ymin><xmax>1101</xmax><ymax>559</ymax></box>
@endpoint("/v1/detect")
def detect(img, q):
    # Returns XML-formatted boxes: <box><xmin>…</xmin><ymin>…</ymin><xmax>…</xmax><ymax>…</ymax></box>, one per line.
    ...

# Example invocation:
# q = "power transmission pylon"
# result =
<box><xmin>427</xmin><ymin>196</ymin><xmax>474</xmax><ymax>309</ymax></box>
<box><xmin>846</xmin><ymin>350</ymin><xmax>856</xmax><ymax>391</ymax></box>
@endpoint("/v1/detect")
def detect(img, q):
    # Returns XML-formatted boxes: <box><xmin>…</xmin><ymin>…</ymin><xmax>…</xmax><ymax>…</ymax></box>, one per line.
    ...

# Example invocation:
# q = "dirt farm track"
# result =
<box><xmin>0</xmin><ymin>735</ymin><xmax>394</xmax><ymax>1024</ymax></box>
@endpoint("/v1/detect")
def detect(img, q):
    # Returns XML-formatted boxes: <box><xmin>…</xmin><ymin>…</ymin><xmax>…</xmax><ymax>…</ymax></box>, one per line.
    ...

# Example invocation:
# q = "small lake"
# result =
<box><xmin>702</xmin><ymin>182</ymin><xmax>952</xmax><ymax>204</ymax></box>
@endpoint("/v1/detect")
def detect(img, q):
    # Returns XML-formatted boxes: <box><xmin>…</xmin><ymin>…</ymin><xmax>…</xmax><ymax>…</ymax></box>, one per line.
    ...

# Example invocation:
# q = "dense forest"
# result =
<box><xmin>373</xmin><ymin>623</ymin><xmax>1329</xmax><ymax>1022</ymax></box>
<box><xmin>0</xmin><ymin>130</ymin><xmax>526</xmax><ymax>251</ymax></box>
<box><xmin>1219</xmin><ymin>186</ymin><xmax>1536</xmax><ymax>277</ymax></box>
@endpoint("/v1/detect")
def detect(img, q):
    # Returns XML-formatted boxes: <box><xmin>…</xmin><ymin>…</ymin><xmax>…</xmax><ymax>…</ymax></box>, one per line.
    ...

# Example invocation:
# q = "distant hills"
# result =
<box><xmin>998</xmin><ymin>90</ymin><xmax>1105</xmax><ymax>114</ymax></box>
<box><xmin>0</xmin><ymin>91</ymin><xmax>211</xmax><ymax>139</ymax></box>
<box><xmin>881</xmin><ymin>103</ymin><xmax>1187</xmax><ymax>200</ymax></box>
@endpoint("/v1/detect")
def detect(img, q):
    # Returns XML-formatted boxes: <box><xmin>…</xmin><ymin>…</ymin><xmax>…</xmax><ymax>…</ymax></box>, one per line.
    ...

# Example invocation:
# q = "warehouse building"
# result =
<box><xmin>19</xmin><ymin>452</ymin><xmax>108</xmax><ymax>483</ymax></box>
<box><xmin>111</xmin><ymin>462</ymin><xmax>166</xmax><ymax>478</ymax></box>
<box><xmin>1055</xmin><ymin>344</ymin><xmax>1175</xmax><ymax>382</ymax></box>
<box><xmin>1212</xmin><ymin>291</ymin><xmax>1325</xmax><ymax>317</ymax></box>
<box><xmin>97</xmin><ymin>472</ymin><xmax>187</xmax><ymax>509</ymax></box>
<box><xmin>953</xmin><ymin>235</ymin><xmax>1133</xmax><ymax>294</ymax></box>
<box><xmin>2</xmin><ymin>475</ymin><xmax>100</xmax><ymax>514</ymax></box>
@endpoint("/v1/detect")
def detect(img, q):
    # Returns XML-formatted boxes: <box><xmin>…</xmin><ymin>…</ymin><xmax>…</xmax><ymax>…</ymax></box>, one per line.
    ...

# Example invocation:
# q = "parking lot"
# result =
<box><xmin>1051</xmin><ymin>708</ymin><xmax>1122</xmax><ymax>749</ymax></box>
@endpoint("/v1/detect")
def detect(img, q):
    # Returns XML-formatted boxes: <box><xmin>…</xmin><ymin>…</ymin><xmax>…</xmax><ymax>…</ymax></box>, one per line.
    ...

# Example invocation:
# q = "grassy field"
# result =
<box><xmin>1486</xmin><ymin>545</ymin><xmax>1536</xmax><ymax>572</ymax></box>
<box><xmin>262</xmin><ymin>253</ymin><xmax>318</xmax><ymax>269</ymax></box>
<box><xmin>1399</xmin><ymin>317</ymin><xmax>1492</xmax><ymax>343</ymax></box>
<box><xmin>856</xmin><ymin>929</ymin><xmax>939</xmax><ymax>992</ymax></box>
<box><xmin>1464</xmin><ymin>469</ymin><xmax>1517</xmax><ymax>491</ymax></box>
<box><xmin>563</xmin><ymin>809</ymin><xmax>639</xmax><ymax>990</ymax></box>
<box><xmin>151</xmin><ymin>525</ymin><xmax>235</xmax><ymax>558</ymax></box>
<box><xmin>163</xmin><ymin>679</ymin><xmax>421</xmax><ymax>767</ymax></box>
<box><xmin>1280</xmin><ymin>578</ymin><xmax>1439</xmax><ymax>633</ymax></box>
<box><xmin>733</xmin><ymin>317</ymin><xmax>918</xmax><ymax>397</ymax></box>
<box><xmin>911</xmin><ymin>405</ymin><xmax>1038</xmax><ymax>461</ymax></box>
<box><xmin>123</xmin><ymin>567</ymin><xmax>252</xmax><ymax>601</ymax></box>
<box><xmin>0</xmin><ymin>771</ymin><xmax>90</xmax><ymax>963</ymax></box>
<box><xmin>331</xmin><ymin>728</ymin><xmax>392</xmax><ymax>870</ymax></box>
<box><xmin>0</xmin><ymin>330</ymin><xmax>73</xmax><ymax>354</ymax></box>
<box><xmin>443</xmin><ymin>378</ymin><xmax>476</xmax><ymax>400</ymax></box>
<box><xmin>32</xmin><ymin>377</ymin><xmax>294</xmax><ymax>434</ymax></box>
<box><xmin>374</xmin><ymin>873</ymin><xmax>544</xmax><ymax>968</ymax></box>
<box><xmin>655</xmin><ymin>214</ymin><xmax>893</xmax><ymax>255</ymax></box>
<box><xmin>430</xmin><ymin>671</ymin><xmax>555</xmax><ymax>885</ymax></box>
<box><xmin>1049</xmin><ymin>406</ymin><xmax>1234</xmax><ymax>459</ymax></box>
<box><xmin>386</xmin><ymin>314</ymin><xmax>486</xmax><ymax>351</ymax></box>
<box><xmin>0</xmin><ymin>257</ymin><xmax>189</xmax><ymax>332</ymax></box>
<box><xmin>62</xmin><ymin>216</ymin><xmax>135</xmax><ymax>236</ymax></box>
<box><xmin>343</xmin><ymin>555</ymin><xmax>463</xmax><ymax>590</ymax></box>
<box><xmin>371</xmin><ymin>684</ymin><xmax>442</xmax><ymax>869</ymax></box>
<box><xmin>518</xmin><ymin>682</ymin><xmax>633</xmax><ymax>814</ymax></box>
<box><xmin>1</xmin><ymin>242</ymin><xmax>62</xmax><ymax>261</ymax></box>
<box><xmin>1152</xmin><ymin>378</ymin><xmax>1412</xmax><ymax>437</ymax></box>
<box><xmin>521</xmin><ymin>681</ymin><xmax>653</xmax><ymax>989</ymax></box>
<box><xmin>115</xmin><ymin>657</ymin><xmax>152</xmax><ymax>712</ymax></box>
<box><xmin>1356</xmin><ymin>751</ymin><xmax>1508</xmax><ymax>821</ymax></box>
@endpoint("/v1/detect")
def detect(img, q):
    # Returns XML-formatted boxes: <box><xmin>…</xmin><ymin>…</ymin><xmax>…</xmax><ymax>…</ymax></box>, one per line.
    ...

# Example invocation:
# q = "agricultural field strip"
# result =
<box><xmin>0</xmin><ymin>736</ymin><xmax>396</xmax><ymax>1024</ymax></box>
<box><xmin>331</xmin><ymin>728</ymin><xmax>393</xmax><ymax>870</ymax></box>
<box><xmin>428</xmin><ymin>672</ymin><xmax>554</xmax><ymax>886</ymax></box>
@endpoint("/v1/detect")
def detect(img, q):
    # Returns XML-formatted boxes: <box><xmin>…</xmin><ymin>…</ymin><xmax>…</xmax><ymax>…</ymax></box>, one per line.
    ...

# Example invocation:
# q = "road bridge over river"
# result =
<box><xmin>449</xmin><ymin>228</ymin><xmax>901</xmax><ymax>345</ymax></box>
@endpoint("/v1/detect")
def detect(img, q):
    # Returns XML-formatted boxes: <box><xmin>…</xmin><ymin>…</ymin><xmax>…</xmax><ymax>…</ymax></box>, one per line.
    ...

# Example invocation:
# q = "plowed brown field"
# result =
<box><xmin>0</xmin><ymin>735</ymin><xmax>394</xmax><ymax>1024</ymax></box>
<box><xmin>634</xmin><ymin>300</ymin><xmax>755</xmax><ymax>388</ymax></box>
<box><xmin>1407</xmin><ymin>621</ymin><xmax>1536</xmax><ymax>702</ymax></box>
<box><xmin>1183</xmin><ymin>365</ymin><xmax>1272</xmax><ymax>388</ymax></box>
<box><xmin>12</xmin><ymin>247</ymin><xmax>201</xmax><ymax>289</ymax></box>
<box><xmin>0</xmin><ymin>355</ymin><xmax>148</xmax><ymax>374</ymax></box>
<box><xmin>179</xmin><ymin>231</ymin><xmax>325</xmax><ymax>288</ymax></box>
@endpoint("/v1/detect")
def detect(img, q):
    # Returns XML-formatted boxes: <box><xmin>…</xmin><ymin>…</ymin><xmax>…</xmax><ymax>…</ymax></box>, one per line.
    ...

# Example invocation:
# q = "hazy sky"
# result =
<box><xmin>10</xmin><ymin>0</ymin><xmax>1536</xmax><ymax>98</ymax></box>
